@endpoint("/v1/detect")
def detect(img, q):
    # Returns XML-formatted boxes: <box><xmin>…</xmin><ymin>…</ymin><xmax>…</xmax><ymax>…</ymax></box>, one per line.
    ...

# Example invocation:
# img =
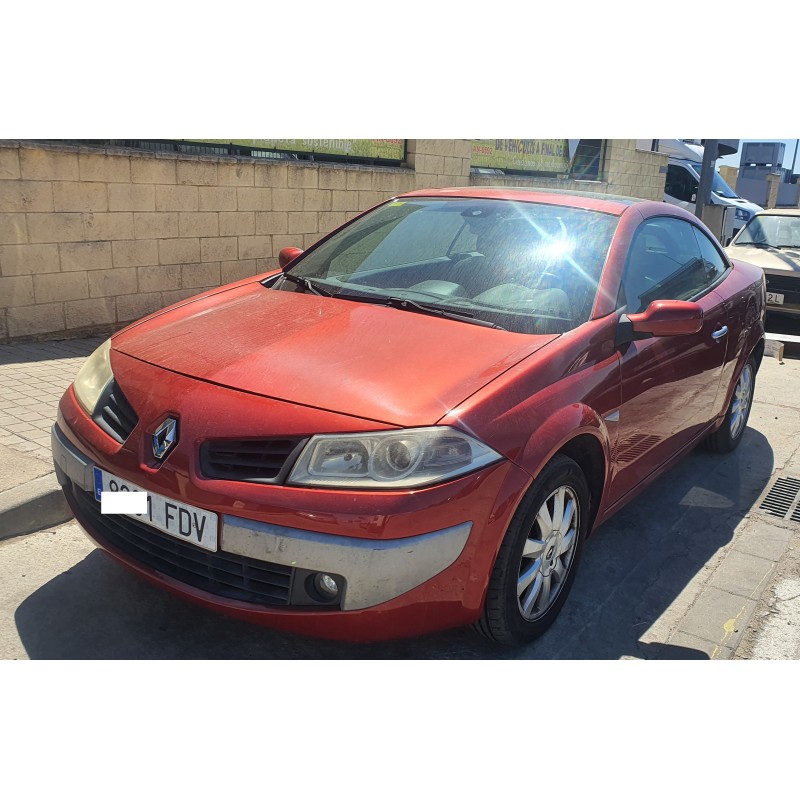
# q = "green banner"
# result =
<box><xmin>196</xmin><ymin>139</ymin><xmax>405</xmax><ymax>161</ymax></box>
<box><xmin>472</xmin><ymin>139</ymin><xmax>571</xmax><ymax>173</ymax></box>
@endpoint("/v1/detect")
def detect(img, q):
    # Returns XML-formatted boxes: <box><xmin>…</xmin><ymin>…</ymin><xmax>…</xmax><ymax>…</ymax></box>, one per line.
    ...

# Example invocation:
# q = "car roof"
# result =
<box><xmin>398</xmin><ymin>186</ymin><xmax>645</xmax><ymax>216</ymax></box>
<box><xmin>752</xmin><ymin>208</ymin><xmax>800</xmax><ymax>217</ymax></box>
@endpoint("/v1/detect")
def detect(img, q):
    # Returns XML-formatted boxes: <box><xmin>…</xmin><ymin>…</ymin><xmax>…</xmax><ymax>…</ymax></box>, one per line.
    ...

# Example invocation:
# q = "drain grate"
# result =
<box><xmin>760</xmin><ymin>476</ymin><xmax>800</xmax><ymax>519</ymax></box>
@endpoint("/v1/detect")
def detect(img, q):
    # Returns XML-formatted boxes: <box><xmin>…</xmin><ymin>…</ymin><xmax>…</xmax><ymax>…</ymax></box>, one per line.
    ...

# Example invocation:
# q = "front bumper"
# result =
<box><xmin>53</xmin><ymin>423</ymin><xmax>473</xmax><ymax>613</ymax></box>
<box><xmin>53</xmin><ymin>341</ymin><xmax>537</xmax><ymax>641</ymax></box>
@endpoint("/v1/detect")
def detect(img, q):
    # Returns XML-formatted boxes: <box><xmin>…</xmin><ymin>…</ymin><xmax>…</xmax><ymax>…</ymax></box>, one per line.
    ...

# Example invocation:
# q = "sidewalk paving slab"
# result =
<box><xmin>0</xmin><ymin>337</ymin><xmax>102</xmax><ymax>463</ymax></box>
<box><xmin>0</xmin><ymin>338</ymin><xmax>101</xmax><ymax>539</ymax></box>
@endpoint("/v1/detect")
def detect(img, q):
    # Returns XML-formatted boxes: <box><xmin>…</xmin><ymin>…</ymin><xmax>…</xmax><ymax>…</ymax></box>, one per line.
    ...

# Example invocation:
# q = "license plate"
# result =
<box><xmin>93</xmin><ymin>467</ymin><xmax>218</xmax><ymax>552</ymax></box>
<box><xmin>767</xmin><ymin>292</ymin><xmax>785</xmax><ymax>305</ymax></box>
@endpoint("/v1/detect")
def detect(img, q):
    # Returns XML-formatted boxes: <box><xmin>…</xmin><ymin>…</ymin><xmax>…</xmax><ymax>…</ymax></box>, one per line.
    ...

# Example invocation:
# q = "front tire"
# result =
<box><xmin>475</xmin><ymin>454</ymin><xmax>590</xmax><ymax>646</ymax></box>
<box><xmin>704</xmin><ymin>356</ymin><xmax>756</xmax><ymax>454</ymax></box>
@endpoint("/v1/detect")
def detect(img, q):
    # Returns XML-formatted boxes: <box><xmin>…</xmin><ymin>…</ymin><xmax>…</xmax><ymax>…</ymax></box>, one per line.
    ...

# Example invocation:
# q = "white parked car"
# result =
<box><xmin>725</xmin><ymin>208</ymin><xmax>800</xmax><ymax>316</ymax></box>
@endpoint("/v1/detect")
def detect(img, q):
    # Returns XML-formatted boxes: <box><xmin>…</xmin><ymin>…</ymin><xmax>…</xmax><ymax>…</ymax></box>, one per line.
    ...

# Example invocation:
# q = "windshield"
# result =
<box><xmin>734</xmin><ymin>214</ymin><xmax>800</xmax><ymax>249</ymax></box>
<box><xmin>282</xmin><ymin>197</ymin><xmax>619</xmax><ymax>335</ymax></box>
<box><xmin>711</xmin><ymin>170</ymin><xmax>738</xmax><ymax>199</ymax></box>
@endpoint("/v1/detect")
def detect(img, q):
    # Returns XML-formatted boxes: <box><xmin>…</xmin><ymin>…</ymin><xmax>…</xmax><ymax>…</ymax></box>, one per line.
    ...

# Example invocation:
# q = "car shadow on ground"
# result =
<box><xmin>14</xmin><ymin>427</ymin><xmax>772</xmax><ymax>660</ymax></box>
<box><xmin>541</xmin><ymin>425</ymin><xmax>774</xmax><ymax>659</ymax></box>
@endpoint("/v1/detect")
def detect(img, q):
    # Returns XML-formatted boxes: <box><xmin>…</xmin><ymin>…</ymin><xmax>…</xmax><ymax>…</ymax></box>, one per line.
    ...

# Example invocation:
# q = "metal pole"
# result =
<box><xmin>695</xmin><ymin>139</ymin><xmax>718</xmax><ymax>222</ymax></box>
<box><xmin>791</xmin><ymin>139</ymin><xmax>799</xmax><ymax>176</ymax></box>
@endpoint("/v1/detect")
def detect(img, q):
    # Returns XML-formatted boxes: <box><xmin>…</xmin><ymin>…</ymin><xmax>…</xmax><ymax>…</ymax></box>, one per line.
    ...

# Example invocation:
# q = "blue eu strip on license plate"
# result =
<box><xmin>93</xmin><ymin>467</ymin><xmax>103</xmax><ymax>501</ymax></box>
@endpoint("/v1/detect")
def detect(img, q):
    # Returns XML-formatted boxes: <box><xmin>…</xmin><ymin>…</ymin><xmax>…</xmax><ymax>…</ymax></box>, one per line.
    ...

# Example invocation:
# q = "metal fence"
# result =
<box><xmin>40</xmin><ymin>139</ymin><xmax>407</xmax><ymax>167</ymax></box>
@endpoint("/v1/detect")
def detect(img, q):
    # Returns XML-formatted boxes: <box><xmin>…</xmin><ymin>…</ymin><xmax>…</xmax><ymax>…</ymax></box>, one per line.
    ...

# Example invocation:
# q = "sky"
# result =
<box><xmin>717</xmin><ymin>139</ymin><xmax>800</xmax><ymax>172</ymax></box>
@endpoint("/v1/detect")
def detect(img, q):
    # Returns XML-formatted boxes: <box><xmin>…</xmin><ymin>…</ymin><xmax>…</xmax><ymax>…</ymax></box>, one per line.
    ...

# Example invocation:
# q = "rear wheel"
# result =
<box><xmin>705</xmin><ymin>356</ymin><xmax>756</xmax><ymax>454</ymax></box>
<box><xmin>475</xmin><ymin>454</ymin><xmax>589</xmax><ymax>645</ymax></box>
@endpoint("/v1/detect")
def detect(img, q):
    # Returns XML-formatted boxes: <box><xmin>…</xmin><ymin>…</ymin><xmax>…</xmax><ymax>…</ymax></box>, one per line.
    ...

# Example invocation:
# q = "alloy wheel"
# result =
<box><xmin>730</xmin><ymin>363</ymin><xmax>753</xmax><ymax>440</ymax></box>
<box><xmin>517</xmin><ymin>485</ymin><xmax>580</xmax><ymax>621</ymax></box>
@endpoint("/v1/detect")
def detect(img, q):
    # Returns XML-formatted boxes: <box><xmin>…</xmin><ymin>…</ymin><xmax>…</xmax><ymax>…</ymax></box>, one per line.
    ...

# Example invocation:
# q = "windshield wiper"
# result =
<box><xmin>282</xmin><ymin>279</ymin><xmax>506</xmax><ymax>329</ymax></box>
<box><xmin>386</xmin><ymin>297</ymin><xmax>507</xmax><ymax>329</ymax></box>
<box><xmin>281</xmin><ymin>272</ymin><xmax>334</xmax><ymax>297</ymax></box>
<box><xmin>331</xmin><ymin>291</ymin><xmax>506</xmax><ymax>330</ymax></box>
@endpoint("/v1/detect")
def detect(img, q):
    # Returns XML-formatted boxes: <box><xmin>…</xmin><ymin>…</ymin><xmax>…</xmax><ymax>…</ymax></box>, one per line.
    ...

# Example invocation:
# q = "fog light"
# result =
<box><xmin>315</xmin><ymin>573</ymin><xmax>340</xmax><ymax>600</ymax></box>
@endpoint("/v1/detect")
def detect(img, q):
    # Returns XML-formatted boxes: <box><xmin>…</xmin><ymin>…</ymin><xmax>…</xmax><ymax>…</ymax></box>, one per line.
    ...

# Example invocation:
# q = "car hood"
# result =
<box><xmin>112</xmin><ymin>282</ymin><xmax>557</xmax><ymax>427</ymax></box>
<box><xmin>726</xmin><ymin>244</ymin><xmax>800</xmax><ymax>272</ymax></box>
<box><xmin>715</xmin><ymin>195</ymin><xmax>762</xmax><ymax>214</ymax></box>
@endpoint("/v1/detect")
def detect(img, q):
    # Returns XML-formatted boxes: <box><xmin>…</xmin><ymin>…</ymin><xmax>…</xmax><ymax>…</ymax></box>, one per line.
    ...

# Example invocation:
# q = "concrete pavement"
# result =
<box><xmin>1</xmin><ymin>334</ymin><xmax>800</xmax><ymax>657</ymax></box>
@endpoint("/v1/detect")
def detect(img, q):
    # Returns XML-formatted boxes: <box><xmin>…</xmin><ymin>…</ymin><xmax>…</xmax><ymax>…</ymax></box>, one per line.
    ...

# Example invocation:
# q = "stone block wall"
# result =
<box><xmin>0</xmin><ymin>139</ymin><xmax>664</xmax><ymax>342</ymax></box>
<box><xmin>603</xmin><ymin>140</ymin><xmax>667</xmax><ymax>199</ymax></box>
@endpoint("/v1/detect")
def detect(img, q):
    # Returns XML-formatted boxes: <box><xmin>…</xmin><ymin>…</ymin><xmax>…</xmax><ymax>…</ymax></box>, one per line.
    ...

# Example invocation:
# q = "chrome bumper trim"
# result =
<box><xmin>222</xmin><ymin>516</ymin><xmax>472</xmax><ymax>611</ymax></box>
<box><xmin>51</xmin><ymin>423</ymin><xmax>472</xmax><ymax>612</ymax></box>
<box><xmin>51</xmin><ymin>423</ymin><xmax>95</xmax><ymax>492</ymax></box>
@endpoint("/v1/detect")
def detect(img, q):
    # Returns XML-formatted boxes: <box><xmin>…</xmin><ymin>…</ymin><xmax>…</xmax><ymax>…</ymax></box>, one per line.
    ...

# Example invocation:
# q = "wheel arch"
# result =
<box><xmin>515</xmin><ymin>402</ymin><xmax>611</xmax><ymax>537</ymax></box>
<box><xmin>752</xmin><ymin>335</ymin><xmax>765</xmax><ymax>373</ymax></box>
<box><xmin>554</xmin><ymin>433</ymin><xmax>606</xmax><ymax>534</ymax></box>
<box><xmin>715</xmin><ymin>327</ymin><xmax>765</xmax><ymax>423</ymax></box>
<box><xmin>474</xmin><ymin>432</ymin><xmax>608</xmax><ymax>644</ymax></box>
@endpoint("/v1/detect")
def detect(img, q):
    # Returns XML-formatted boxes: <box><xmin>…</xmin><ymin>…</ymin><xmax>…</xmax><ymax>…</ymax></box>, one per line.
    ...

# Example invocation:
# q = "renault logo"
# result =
<box><xmin>152</xmin><ymin>417</ymin><xmax>178</xmax><ymax>460</ymax></box>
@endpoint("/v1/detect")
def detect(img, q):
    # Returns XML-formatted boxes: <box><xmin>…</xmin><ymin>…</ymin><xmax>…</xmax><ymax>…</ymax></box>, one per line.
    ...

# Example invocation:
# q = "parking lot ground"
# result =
<box><xmin>2</xmin><ymin>347</ymin><xmax>800</xmax><ymax>659</ymax></box>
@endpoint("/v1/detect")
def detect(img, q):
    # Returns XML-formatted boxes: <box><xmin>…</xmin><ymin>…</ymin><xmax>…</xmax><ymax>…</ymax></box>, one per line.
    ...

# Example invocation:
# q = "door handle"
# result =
<box><xmin>712</xmin><ymin>325</ymin><xmax>729</xmax><ymax>340</ymax></box>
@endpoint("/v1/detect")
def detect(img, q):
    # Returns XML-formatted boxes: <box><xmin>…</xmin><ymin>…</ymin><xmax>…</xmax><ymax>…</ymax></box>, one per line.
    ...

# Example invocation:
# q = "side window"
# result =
<box><xmin>665</xmin><ymin>165</ymin><xmax>698</xmax><ymax>203</ymax></box>
<box><xmin>620</xmin><ymin>217</ymin><xmax>714</xmax><ymax>313</ymax></box>
<box><xmin>686</xmin><ymin>171</ymin><xmax>699</xmax><ymax>203</ymax></box>
<box><xmin>664</xmin><ymin>165</ymin><xmax>683</xmax><ymax>199</ymax></box>
<box><xmin>691</xmin><ymin>226</ymin><xmax>729</xmax><ymax>284</ymax></box>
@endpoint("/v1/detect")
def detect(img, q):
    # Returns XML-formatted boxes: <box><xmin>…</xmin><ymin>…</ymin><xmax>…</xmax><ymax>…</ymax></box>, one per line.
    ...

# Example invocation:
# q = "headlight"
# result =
<box><xmin>288</xmin><ymin>427</ymin><xmax>503</xmax><ymax>489</ymax></box>
<box><xmin>72</xmin><ymin>338</ymin><xmax>113</xmax><ymax>415</ymax></box>
<box><xmin>735</xmin><ymin>208</ymin><xmax>751</xmax><ymax>221</ymax></box>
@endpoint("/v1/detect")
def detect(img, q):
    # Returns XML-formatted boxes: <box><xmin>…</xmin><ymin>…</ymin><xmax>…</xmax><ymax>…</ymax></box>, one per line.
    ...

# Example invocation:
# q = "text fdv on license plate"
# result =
<box><xmin>766</xmin><ymin>292</ymin><xmax>785</xmax><ymax>305</ymax></box>
<box><xmin>93</xmin><ymin>467</ymin><xmax>218</xmax><ymax>552</ymax></box>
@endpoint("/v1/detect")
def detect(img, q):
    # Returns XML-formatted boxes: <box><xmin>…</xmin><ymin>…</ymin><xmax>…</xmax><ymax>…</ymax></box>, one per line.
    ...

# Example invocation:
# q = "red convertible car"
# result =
<box><xmin>52</xmin><ymin>187</ymin><xmax>765</xmax><ymax>644</ymax></box>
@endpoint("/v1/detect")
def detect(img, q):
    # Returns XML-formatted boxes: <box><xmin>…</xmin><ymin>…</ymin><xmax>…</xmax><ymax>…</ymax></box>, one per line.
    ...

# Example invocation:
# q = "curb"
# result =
<box><xmin>0</xmin><ymin>473</ymin><xmax>74</xmax><ymax>541</ymax></box>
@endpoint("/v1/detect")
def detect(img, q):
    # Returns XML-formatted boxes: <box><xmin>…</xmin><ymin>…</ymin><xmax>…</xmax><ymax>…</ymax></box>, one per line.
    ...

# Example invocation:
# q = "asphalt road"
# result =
<box><xmin>2</xmin><ymin>351</ymin><xmax>798</xmax><ymax>659</ymax></box>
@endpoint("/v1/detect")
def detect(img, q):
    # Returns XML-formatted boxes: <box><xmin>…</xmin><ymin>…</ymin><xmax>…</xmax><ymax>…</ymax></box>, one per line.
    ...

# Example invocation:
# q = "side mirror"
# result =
<box><xmin>279</xmin><ymin>246</ymin><xmax>304</xmax><ymax>269</ymax></box>
<box><xmin>629</xmin><ymin>300</ymin><xmax>704</xmax><ymax>336</ymax></box>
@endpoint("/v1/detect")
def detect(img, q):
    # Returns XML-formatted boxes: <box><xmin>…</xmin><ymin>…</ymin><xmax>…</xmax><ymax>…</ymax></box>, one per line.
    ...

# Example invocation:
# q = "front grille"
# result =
<box><xmin>72</xmin><ymin>485</ymin><xmax>293</xmax><ymax>605</ymax></box>
<box><xmin>765</xmin><ymin>273</ymin><xmax>800</xmax><ymax>296</ymax></box>
<box><xmin>200</xmin><ymin>437</ymin><xmax>306</xmax><ymax>483</ymax></box>
<box><xmin>93</xmin><ymin>380</ymin><xmax>138</xmax><ymax>443</ymax></box>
